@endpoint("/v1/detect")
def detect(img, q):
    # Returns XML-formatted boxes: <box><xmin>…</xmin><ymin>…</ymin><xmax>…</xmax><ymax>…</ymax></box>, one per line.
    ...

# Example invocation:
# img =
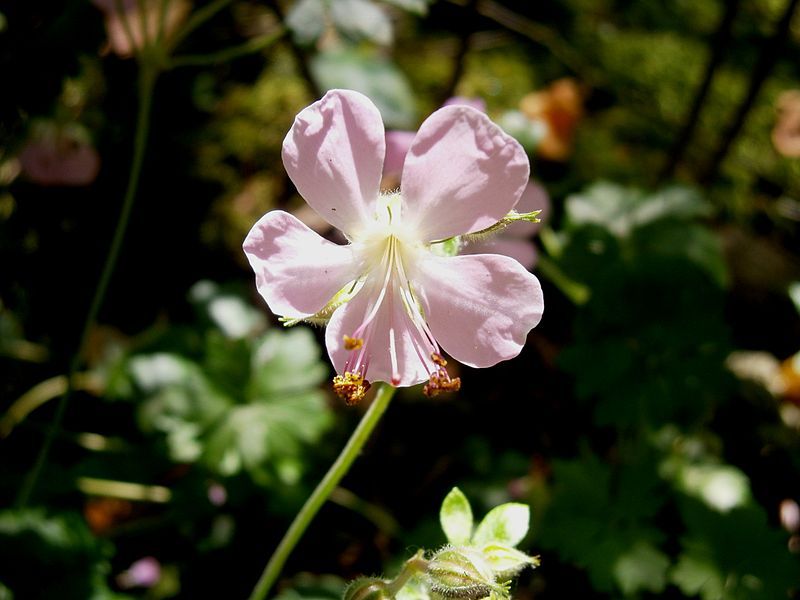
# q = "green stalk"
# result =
<box><xmin>169</xmin><ymin>28</ymin><xmax>285</xmax><ymax>69</ymax></box>
<box><xmin>15</xmin><ymin>66</ymin><xmax>158</xmax><ymax>508</ymax></box>
<box><xmin>248</xmin><ymin>383</ymin><xmax>398</xmax><ymax>600</ymax></box>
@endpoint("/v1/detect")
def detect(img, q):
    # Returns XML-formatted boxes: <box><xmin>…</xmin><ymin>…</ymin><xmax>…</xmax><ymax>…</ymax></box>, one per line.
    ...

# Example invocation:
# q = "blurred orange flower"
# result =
<box><xmin>772</xmin><ymin>90</ymin><xmax>800</xmax><ymax>158</ymax></box>
<box><xmin>520</xmin><ymin>78</ymin><xmax>585</xmax><ymax>161</ymax></box>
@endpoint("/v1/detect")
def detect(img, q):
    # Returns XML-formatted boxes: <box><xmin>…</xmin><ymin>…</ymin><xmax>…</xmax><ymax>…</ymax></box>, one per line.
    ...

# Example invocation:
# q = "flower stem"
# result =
<box><xmin>386</xmin><ymin>550</ymin><xmax>429</xmax><ymax>597</ymax></box>
<box><xmin>248</xmin><ymin>383</ymin><xmax>398</xmax><ymax>600</ymax></box>
<box><xmin>169</xmin><ymin>27</ymin><xmax>285</xmax><ymax>69</ymax></box>
<box><xmin>15</xmin><ymin>65</ymin><xmax>158</xmax><ymax>508</ymax></box>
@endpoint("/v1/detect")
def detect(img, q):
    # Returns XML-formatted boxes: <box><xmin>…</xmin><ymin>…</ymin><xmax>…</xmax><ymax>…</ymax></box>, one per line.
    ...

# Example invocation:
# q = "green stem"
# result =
<box><xmin>536</xmin><ymin>255</ymin><xmax>591</xmax><ymax>306</ymax></box>
<box><xmin>248</xmin><ymin>383</ymin><xmax>398</xmax><ymax>600</ymax></box>
<box><xmin>386</xmin><ymin>551</ymin><xmax>428</xmax><ymax>597</ymax></box>
<box><xmin>168</xmin><ymin>0</ymin><xmax>234</xmax><ymax>52</ymax></box>
<box><xmin>169</xmin><ymin>28</ymin><xmax>285</xmax><ymax>69</ymax></box>
<box><xmin>15</xmin><ymin>66</ymin><xmax>158</xmax><ymax>508</ymax></box>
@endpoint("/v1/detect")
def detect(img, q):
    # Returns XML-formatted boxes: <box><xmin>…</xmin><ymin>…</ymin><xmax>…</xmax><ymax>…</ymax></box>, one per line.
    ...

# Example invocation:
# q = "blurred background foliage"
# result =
<box><xmin>2</xmin><ymin>0</ymin><xmax>800</xmax><ymax>598</ymax></box>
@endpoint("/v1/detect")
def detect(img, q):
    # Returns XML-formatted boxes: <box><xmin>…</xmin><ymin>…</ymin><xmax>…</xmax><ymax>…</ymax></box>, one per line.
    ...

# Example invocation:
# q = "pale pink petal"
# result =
<box><xmin>416</xmin><ymin>254</ymin><xmax>543</xmax><ymax>367</ymax></box>
<box><xmin>443</xmin><ymin>96</ymin><xmax>487</xmax><ymax>113</ymax></box>
<box><xmin>243</xmin><ymin>211</ymin><xmax>360</xmax><ymax>318</ymax></box>
<box><xmin>401</xmin><ymin>105</ymin><xmax>529</xmax><ymax>241</ymax></box>
<box><xmin>383</xmin><ymin>130</ymin><xmax>415</xmax><ymax>179</ymax></box>
<box><xmin>463</xmin><ymin>238</ymin><xmax>538</xmax><ymax>270</ymax></box>
<box><xmin>282</xmin><ymin>90</ymin><xmax>385</xmax><ymax>236</ymax></box>
<box><xmin>19</xmin><ymin>137</ymin><xmax>100</xmax><ymax>186</ymax></box>
<box><xmin>510</xmin><ymin>181</ymin><xmax>550</xmax><ymax>237</ymax></box>
<box><xmin>327</xmin><ymin>280</ymin><xmax>430</xmax><ymax>386</ymax></box>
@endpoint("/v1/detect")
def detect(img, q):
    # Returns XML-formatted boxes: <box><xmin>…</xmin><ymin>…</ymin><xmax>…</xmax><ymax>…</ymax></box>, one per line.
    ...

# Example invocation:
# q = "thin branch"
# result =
<box><xmin>659</xmin><ymin>0</ymin><xmax>742</xmax><ymax>181</ymax></box>
<box><xmin>698</xmin><ymin>0</ymin><xmax>800</xmax><ymax>184</ymax></box>
<box><xmin>169</xmin><ymin>27</ymin><xmax>286</xmax><ymax>68</ymax></box>
<box><xmin>438</xmin><ymin>0</ymin><xmax>478</xmax><ymax>105</ymax></box>
<box><xmin>448</xmin><ymin>0</ymin><xmax>603</xmax><ymax>85</ymax></box>
<box><xmin>266</xmin><ymin>0</ymin><xmax>321</xmax><ymax>98</ymax></box>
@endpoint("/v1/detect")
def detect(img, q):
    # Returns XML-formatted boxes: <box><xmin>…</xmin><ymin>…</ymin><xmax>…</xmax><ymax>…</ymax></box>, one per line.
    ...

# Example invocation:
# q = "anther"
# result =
<box><xmin>344</xmin><ymin>335</ymin><xmax>364</xmax><ymax>351</ymax></box>
<box><xmin>333</xmin><ymin>372</ymin><xmax>371</xmax><ymax>405</ymax></box>
<box><xmin>423</xmin><ymin>353</ymin><xmax>461</xmax><ymax>397</ymax></box>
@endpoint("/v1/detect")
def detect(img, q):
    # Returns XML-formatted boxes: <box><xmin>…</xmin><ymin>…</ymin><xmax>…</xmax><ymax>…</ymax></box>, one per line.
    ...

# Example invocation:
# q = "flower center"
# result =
<box><xmin>332</xmin><ymin>194</ymin><xmax>460</xmax><ymax>403</ymax></box>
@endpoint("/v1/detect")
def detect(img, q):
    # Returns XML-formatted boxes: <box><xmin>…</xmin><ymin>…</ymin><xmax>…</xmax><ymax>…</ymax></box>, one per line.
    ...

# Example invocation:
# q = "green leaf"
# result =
<box><xmin>564</xmin><ymin>182</ymin><xmax>711</xmax><ymax>238</ymax></box>
<box><xmin>440</xmin><ymin>487</ymin><xmax>473</xmax><ymax>545</ymax></box>
<box><xmin>671</xmin><ymin>549</ymin><xmax>724</xmax><ymax>600</ymax></box>
<box><xmin>672</xmin><ymin>500</ymin><xmax>800</xmax><ymax>600</ymax></box>
<box><xmin>285</xmin><ymin>0</ymin><xmax>327</xmax><ymax>45</ymax></box>
<box><xmin>612</xmin><ymin>540</ymin><xmax>670</xmax><ymax>596</ymax></box>
<box><xmin>252</xmin><ymin>328</ymin><xmax>328</xmax><ymax>397</ymax></box>
<box><xmin>203</xmin><ymin>390</ymin><xmax>330</xmax><ymax>485</ymax></box>
<box><xmin>395</xmin><ymin>574</ymin><xmax>430</xmax><ymax>600</ymax></box>
<box><xmin>311</xmin><ymin>49</ymin><xmax>417</xmax><ymax>129</ymax></box>
<box><xmin>0</xmin><ymin>510</ymin><xmax>118</xmax><ymax>600</ymax></box>
<box><xmin>480</xmin><ymin>543</ymin><xmax>539</xmax><ymax>578</ymax></box>
<box><xmin>330</xmin><ymin>0</ymin><xmax>393</xmax><ymax>45</ymax></box>
<box><xmin>472</xmin><ymin>503</ymin><xmax>529</xmax><ymax>547</ymax></box>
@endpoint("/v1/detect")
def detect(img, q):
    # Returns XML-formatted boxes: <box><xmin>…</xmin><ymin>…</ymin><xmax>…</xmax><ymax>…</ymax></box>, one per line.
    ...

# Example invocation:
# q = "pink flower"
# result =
<box><xmin>92</xmin><ymin>0</ymin><xmax>190</xmax><ymax>58</ymax></box>
<box><xmin>19</xmin><ymin>122</ymin><xmax>100</xmax><ymax>187</ymax></box>
<box><xmin>461</xmin><ymin>181</ymin><xmax>550</xmax><ymax>269</ymax></box>
<box><xmin>117</xmin><ymin>556</ymin><xmax>161</xmax><ymax>589</ymax></box>
<box><xmin>384</xmin><ymin>98</ymin><xmax>550</xmax><ymax>269</ymax></box>
<box><xmin>243</xmin><ymin>90</ymin><xmax>544</xmax><ymax>403</ymax></box>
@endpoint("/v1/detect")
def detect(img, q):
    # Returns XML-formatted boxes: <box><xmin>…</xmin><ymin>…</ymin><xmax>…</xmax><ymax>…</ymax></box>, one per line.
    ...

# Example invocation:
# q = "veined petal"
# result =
<box><xmin>416</xmin><ymin>254</ymin><xmax>543</xmax><ymax>368</ymax></box>
<box><xmin>243</xmin><ymin>211</ymin><xmax>360</xmax><ymax>318</ymax></box>
<box><xmin>401</xmin><ymin>106</ymin><xmax>529</xmax><ymax>242</ymax></box>
<box><xmin>282</xmin><ymin>89</ymin><xmax>385</xmax><ymax>236</ymax></box>
<box><xmin>326</xmin><ymin>279</ymin><xmax>430</xmax><ymax>387</ymax></box>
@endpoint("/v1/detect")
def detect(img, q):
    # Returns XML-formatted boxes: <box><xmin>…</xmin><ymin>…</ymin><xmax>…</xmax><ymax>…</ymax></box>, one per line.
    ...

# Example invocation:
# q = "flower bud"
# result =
<box><xmin>426</xmin><ymin>547</ymin><xmax>505</xmax><ymax>600</ymax></box>
<box><xmin>343</xmin><ymin>577</ymin><xmax>392</xmax><ymax>600</ymax></box>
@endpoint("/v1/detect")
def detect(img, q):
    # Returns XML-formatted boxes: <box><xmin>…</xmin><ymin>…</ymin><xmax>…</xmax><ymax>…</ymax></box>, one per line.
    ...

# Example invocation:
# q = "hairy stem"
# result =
<box><xmin>248</xmin><ymin>383</ymin><xmax>398</xmax><ymax>600</ymax></box>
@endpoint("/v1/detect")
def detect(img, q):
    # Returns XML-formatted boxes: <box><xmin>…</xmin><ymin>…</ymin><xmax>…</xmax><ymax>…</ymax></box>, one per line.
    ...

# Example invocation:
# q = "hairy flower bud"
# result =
<box><xmin>426</xmin><ymin>547</ymin><xmax>506</xmax><ymax>600</ymax></box>
<box><xmin>343</xmin><ymin>577</ymin><xmax>393</xmax><ymax>600</ymax></box>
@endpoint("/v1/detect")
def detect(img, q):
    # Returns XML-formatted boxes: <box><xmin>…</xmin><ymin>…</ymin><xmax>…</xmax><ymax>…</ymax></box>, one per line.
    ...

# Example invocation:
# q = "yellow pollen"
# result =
<box><xmin>423</xmin><ymin>353</ymin><xmax>461</xmax><ymax>397</ymax></box>
<box><xmin>333</xmin><ymin>372</ymin><xmax>371</xmax><ymax>406</ymax></box>
<box><xmin>343</xmin><ymin>335</ymin><xmax>364</xmax><ymax>351</ymax></box>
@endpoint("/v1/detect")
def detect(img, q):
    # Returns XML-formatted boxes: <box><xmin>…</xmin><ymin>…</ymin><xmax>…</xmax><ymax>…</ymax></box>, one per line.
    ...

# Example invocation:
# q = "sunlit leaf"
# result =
<box><xmin>252</xmin><ymin>328</ymin><xmax>328</xmax><ymax>396</ymax></box>
<box><xmin>311</xmin><ymin>49</ymin><xmax>417</xmax><ymax>129</ymax></box>
<box><xmin>472</xmin><ymin>503</ymin><xmax>529</xmax><ymax>547</ymax></box>
<box><xmin>440</xmin><ymin>487</ymin><xmax>473</xmax><ymax>545</ymax></box>
<box><xmin>480</xmin><ymin>543</ymin><xmax>538</xmax><ymax>578</ymax></box>
<box><xmin>330</xmin><ymin>0</ymin><xmax>392</xmax><ymax>45</ymax></box>
<box><xmin>612</xmin><ymin>540</ymin><xmax>670</xmax><ymax>596</ymax></box>
<box><xmin>285</xmin><ymin>0</ymin><xmax>327</xmax><ymax>45</ymax></box>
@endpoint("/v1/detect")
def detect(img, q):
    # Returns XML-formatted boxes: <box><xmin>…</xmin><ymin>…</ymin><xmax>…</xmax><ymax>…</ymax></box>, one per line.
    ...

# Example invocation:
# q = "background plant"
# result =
<box><xmin>2</xmin><ymin>0</ymin><xmax>800</xmax><ymax>598</ymax></box>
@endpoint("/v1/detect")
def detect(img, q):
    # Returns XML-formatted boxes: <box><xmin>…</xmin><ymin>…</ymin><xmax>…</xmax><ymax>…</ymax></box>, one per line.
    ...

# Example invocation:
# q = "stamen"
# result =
<box><xmin>333</xmin><ymin>371</ymin><xmax>371</xmax><ymax>406</ymax></box>
<box><xmin>351</xmin><ymin>240</ymin><xmax>395</xmax><ymax>340</ymax></box>
<box><xmin>344</xmin><ymin>335</ymin><xmax>363</xmax><ymax>351</ymax></box>
<box><xmin>423</xmin><ymin>353</ymin><xmax>461</xmax><ymax>397</ymax></box>
<box><xmin>388</xmin><ymin>324</ymin><xmax>400</xmax><ymax>386</ymax></box>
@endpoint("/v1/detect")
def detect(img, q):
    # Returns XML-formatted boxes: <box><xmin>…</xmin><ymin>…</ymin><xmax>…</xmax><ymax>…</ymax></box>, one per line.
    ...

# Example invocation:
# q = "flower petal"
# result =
<box><xmin>416</xmin><ymin>254</ymin><xmax>543</xmax><ymax>367</ymax></box>
<box><xmin>282</xmin><ymin>89</ymin><xmax>385</xmax><ymax>236</ymax></box>
<box><xmin>327</xmin><ymin>280</ymin><xmax>430</xmax><ymax>386</ymax></box>
<box><xmin>401</xmin><ymin>105</ymin><xmax>529</xmax><ymax>241</ymax></box>
<box><xmin>510</xmin><ymin>181</ymin><xmax>550</xmax><ymax>238</ymax></box>
<box><xmin>383</xmin><ymin>130</ymin><xmax>415</xmax><ymax>179</ymax></box>
<box><xmin>243</xmin><ymin>211</ymin><xmax>360</xmax><ymax>318</ymax></box>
